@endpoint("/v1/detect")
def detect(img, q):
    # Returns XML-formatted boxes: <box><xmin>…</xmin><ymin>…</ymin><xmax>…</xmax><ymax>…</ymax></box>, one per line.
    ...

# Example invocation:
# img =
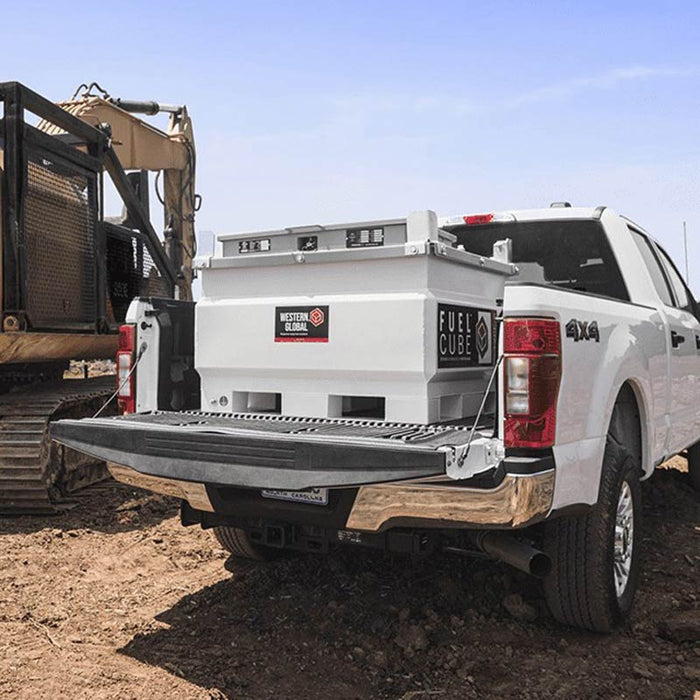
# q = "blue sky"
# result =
<box><xmin>5</xmin><ymin>0</ymin><xmax>700</xmax><ymax>290</ymax></box>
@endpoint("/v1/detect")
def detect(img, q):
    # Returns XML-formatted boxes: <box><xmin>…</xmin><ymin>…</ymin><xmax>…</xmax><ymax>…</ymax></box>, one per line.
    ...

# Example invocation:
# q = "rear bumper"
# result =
<box><xmin>345</xmin><ymin>469</ymin><xmax>554</xmax><ymax>531</ymax></box>
<box><xmin>107</xmin><ymin>464</ymin><xmax>214</xmax><ymax>514</ymax></box>
<box><xmin>105</xmin><ymin>462</ymin><xmax>555</xmax><ymax>532</ymax></box>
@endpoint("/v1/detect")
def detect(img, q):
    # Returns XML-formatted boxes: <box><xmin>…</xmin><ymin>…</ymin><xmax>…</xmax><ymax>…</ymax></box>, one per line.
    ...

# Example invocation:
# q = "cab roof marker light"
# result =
<box><xmin>464</xmin><ymin>213</ymin><xmax>517</xmax><ymax>226</ymax></box>
<box><xmin>438</xmin><ymin>212</ymin><xmax>516</xmax><ymax>228</ymax></box>
<box><xmin>464</xmin><ymin>213</ymin><xmax>494</xmax><ymax>226</ymax></box>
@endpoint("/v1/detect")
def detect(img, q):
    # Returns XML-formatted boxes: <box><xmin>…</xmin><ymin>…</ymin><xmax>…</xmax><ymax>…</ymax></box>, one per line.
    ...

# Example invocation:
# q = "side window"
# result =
<box><xmin>629</xmin><ymin>229</ymin><xmax>674</xmax><ymax>307</ymax></box>
<box><xmin>654</xmin><ymin>244</ymin><xmax>692</xmax><ymax>312</ymax></box>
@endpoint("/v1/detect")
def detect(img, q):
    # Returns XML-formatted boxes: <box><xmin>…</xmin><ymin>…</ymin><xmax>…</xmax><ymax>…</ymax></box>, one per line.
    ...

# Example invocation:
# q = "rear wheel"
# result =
<box><xmin>543</xmin><ymin>438</ymin><xmax>641</xmax><ymax>632</ymax></box>
<box><xmin>213</xmin><ymin>526</ymin><xmax>278</xmax><ymax>561</ymax></box>
<box><xmin>687</xmin><ymin>442</ymin><xmax>700</xmax><ymax>491</ymax></box>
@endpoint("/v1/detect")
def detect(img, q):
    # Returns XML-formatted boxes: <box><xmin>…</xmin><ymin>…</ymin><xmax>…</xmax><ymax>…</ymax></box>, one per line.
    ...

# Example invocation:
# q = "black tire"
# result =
<box><xmin>213</xmin><ymin>526</ymin><xmax>278</xmax><ymax>561</ymax></box>
<box><xmin>543</xmin><ymin>437</ymin><xmax>642</xmax><ymax>632</ymax></box>
<box><xmin>687</xmin><ymin>442</ymin><xmax>700</xmax><ymax>492</ymax></box>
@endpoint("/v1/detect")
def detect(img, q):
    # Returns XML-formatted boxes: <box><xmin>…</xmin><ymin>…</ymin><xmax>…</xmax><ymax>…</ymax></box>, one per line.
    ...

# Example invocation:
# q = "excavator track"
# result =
<box><xmin>0</xmin><ymin>376</ymin><xmax>116</xmax><ymax>514</ymax></box>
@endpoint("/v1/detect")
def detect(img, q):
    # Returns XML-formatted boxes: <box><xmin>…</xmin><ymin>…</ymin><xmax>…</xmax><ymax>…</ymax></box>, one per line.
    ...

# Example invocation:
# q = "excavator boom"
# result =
<box><xmin>41</xmin><ymin>92</ymin><xmax>197</xmax><ymax>300</ymax></box>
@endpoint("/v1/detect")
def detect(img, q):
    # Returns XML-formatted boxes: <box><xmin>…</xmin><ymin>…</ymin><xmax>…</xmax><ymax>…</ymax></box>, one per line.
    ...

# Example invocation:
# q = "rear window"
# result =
<box><xmin>452</xmin><ymin>220</ymin><xmax>629</xmax><ymax>302</ymax></box>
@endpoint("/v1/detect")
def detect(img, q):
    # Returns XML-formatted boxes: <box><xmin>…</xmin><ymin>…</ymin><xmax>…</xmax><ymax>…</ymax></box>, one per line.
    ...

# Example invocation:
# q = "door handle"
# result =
<box><xmin>671</xmin><ymin>331</ymin><xmax>685</xmax><ymax>348</ymax></box>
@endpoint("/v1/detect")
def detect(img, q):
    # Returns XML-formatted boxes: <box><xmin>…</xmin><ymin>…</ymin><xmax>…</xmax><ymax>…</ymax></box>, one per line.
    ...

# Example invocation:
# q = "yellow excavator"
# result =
<box><xmin>0</xmin><ymin>81</ymin><xmax>197</xmax><ymax>513</ymax></box>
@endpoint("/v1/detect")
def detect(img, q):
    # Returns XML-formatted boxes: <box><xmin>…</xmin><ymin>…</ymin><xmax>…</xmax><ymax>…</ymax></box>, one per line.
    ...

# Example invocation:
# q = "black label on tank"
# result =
<box><xmin>275</xmin><ymin>305</ymin><xmax>329</xmax><ymax>343</ymax></box>
<box><xmin>437</xmin><ymin>304</ymin><xmax>494</xmax><ymax>368</ymax></box>
<box><xmin>239</xmin><ymin>238</ymin><xmax>271</xmax><ymax>254</ymax></box>
<box><xmin>346</xmin><ymin>227</ymin><xmax>384</xmax><ymax>248</ymax></box>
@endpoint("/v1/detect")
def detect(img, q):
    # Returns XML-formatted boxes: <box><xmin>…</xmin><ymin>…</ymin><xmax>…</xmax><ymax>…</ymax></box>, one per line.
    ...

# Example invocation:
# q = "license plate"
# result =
<box><xmin>261</xmin><ymin>487</ymin><xmax>329</xmax><ymax>506</ymax></box>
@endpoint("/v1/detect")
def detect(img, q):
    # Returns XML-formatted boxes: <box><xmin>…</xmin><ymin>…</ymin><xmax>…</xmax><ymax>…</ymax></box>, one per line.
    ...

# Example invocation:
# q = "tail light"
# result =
<box><xmin>117</xmin><ymin>324</ymin><xmax>136</xmax><ymax>414</ymax></box>
<box><xmin>503</xmin><ymin>318</ymin><xmax>561</xmax><ymax>449</ymax></box>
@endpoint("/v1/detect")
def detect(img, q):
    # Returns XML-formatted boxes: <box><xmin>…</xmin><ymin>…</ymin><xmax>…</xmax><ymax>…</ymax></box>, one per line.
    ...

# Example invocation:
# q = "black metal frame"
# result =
<box><xmin>0</xmin><ymin>81</ymin><xmax>177</xmax><ymax>333</ymax></box>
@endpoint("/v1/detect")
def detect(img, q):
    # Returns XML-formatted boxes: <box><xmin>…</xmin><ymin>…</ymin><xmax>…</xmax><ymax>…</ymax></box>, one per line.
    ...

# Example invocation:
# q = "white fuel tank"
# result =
<box><xmin>196</xmin><ymin>211</ymin><xmax>514</xmax><ymax>424</ymax></box>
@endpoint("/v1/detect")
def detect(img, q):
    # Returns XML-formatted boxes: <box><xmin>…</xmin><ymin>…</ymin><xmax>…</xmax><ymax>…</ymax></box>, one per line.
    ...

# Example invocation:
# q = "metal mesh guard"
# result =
<box><xmin>105</xmin><ymin>231</ymin><xmax>170</xmax><ymax>324</ymax></box>
<box><xmin>24</xmin><ymin>154</ymin><xmax>96</xmax><ymax>325</ymax></box>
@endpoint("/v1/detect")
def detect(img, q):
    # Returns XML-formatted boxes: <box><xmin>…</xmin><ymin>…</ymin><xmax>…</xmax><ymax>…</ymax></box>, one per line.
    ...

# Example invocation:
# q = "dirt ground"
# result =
<box><xmin>0</xmin><ymin>461</ymin><xmax>698</xmax><ymax>700</ymax></box>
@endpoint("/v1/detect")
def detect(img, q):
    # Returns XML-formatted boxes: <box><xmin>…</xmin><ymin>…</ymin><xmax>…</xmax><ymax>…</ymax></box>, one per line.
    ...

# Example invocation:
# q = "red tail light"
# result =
<box><xmin>503</xmin><ymin>318</ymin><xmax>561</xmax><ymax>449</ymax></box>
<box><xmin>117</xmin><ymin>324</ymin><xmax>136</xmax><ymax>414</ymax></box>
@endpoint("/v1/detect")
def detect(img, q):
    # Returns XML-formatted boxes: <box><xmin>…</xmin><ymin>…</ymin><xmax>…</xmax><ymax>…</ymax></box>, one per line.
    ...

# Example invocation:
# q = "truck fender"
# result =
<box><xmin>551</xmin><ymin>325</ymin><xmax>654</xmax><ymax>510</ymax></box>
<box><xmin>585</xmin><ymin>326</ymin><xmax>654</xmax><ymax>475</ymax></box>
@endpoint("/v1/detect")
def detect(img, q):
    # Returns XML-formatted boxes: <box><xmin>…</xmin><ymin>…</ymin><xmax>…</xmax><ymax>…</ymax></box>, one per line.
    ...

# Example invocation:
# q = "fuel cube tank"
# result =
<box><xmin>196</xmin><ymin>210</ymin><xmax>513</xmax><ymax>424</ymax></box>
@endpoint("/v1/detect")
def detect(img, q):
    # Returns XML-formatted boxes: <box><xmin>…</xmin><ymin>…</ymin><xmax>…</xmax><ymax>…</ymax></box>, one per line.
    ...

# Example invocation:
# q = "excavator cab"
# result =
<box><xmin>0</xmin><ymin>81</ymin><xmax>197</xmax><ymax>512</ymax></box>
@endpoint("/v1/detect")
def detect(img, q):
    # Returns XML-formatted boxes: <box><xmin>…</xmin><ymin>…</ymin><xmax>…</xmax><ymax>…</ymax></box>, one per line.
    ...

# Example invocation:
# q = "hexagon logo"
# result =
<box><xmin>476</xmin><ymin>316</ymin><xmax>489</xmax><ymax>358</ymax></box>
<box><xmin>309</xmin><ymin>307</ymin><xmax>325</xmax><ymax>327</ymax></box>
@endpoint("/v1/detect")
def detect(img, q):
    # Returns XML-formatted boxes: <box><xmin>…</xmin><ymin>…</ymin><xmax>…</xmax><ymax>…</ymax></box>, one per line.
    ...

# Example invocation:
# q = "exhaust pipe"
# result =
<box><xmin>471</xmin><ymin>532</ymin><xmax>551</xmax><ymax>578</ymax></box>
<box><xmin>442</xmin><ymin>532</ymin><xmax>551</xmax><ymax>577</ymax></box>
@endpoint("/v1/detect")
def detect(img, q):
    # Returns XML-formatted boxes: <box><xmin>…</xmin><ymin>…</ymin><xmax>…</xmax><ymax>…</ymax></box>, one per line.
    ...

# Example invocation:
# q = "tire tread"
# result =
<box><xmin>543</xmin><ymin>438</ymin><xmax>640</xmax><ymax>632</ymax></box>
<box><xmin>213</xmin><ymin>526</ymin><xmax>269</xmax><ymax>561</ymax></box>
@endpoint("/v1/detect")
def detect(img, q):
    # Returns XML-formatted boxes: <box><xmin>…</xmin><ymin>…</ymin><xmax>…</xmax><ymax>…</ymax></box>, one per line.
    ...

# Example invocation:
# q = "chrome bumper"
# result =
<box><xmin>345</xmin><ymin>469</ymin><xmax>555</xmax><ymax>531</ymax></box>
<box><xmin>109</xmin><ymin>463</ymin><xmax>554</xmax><ymax>533</ymax></box>
<box><xmin>108</xmin><ymin>464</ymin><xmax>215</xmax><ymax>513</ymax></box>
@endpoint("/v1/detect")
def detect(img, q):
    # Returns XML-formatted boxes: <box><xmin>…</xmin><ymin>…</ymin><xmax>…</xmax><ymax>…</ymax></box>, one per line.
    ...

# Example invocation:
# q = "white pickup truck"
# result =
<box><xmin>53</xmin><ymin>205</ymin><xmax>700</xmax><ymax>632</ymax></box>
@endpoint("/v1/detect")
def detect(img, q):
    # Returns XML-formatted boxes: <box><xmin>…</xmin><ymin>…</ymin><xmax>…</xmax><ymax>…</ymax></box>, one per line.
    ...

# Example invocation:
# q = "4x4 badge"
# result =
<box><xmin>566</xmin><ymin>319</ymin><xmax>600</xmax><ymax>342</ymax></box>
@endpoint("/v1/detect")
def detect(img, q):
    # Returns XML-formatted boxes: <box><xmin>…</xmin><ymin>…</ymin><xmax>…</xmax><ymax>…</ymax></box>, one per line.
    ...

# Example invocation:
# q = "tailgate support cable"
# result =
<box><xmin>460</xmin><ymin>353</ymin><xmax>503</xmax><ymax>468</ymax></box>
<box><xmin>456</xmin><ymin>314</ymin><xmax>504</xmax><ymax>468</ymax></box>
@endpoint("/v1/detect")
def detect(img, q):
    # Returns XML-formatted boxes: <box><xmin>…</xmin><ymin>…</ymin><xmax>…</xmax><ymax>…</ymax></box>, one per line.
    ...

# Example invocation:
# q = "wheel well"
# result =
<box><xmin>608</xmin><ymin>383</ymin><xmax>643</xmax><ymax>472</ymax></box>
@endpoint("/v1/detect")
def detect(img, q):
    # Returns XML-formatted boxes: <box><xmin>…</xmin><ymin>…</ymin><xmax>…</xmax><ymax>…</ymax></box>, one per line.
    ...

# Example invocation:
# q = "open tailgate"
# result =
<box><xmin>51</xmin><ymin>411</ymin><xmax>499</xmax><ymax>490</ymax></box>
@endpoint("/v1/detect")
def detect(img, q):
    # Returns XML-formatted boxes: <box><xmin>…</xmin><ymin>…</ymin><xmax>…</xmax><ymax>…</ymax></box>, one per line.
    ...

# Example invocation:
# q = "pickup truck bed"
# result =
<box><xmin>52</xmin><ymin>410</ymin><xmax>498</xmax><ymax>491</ymax></box>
